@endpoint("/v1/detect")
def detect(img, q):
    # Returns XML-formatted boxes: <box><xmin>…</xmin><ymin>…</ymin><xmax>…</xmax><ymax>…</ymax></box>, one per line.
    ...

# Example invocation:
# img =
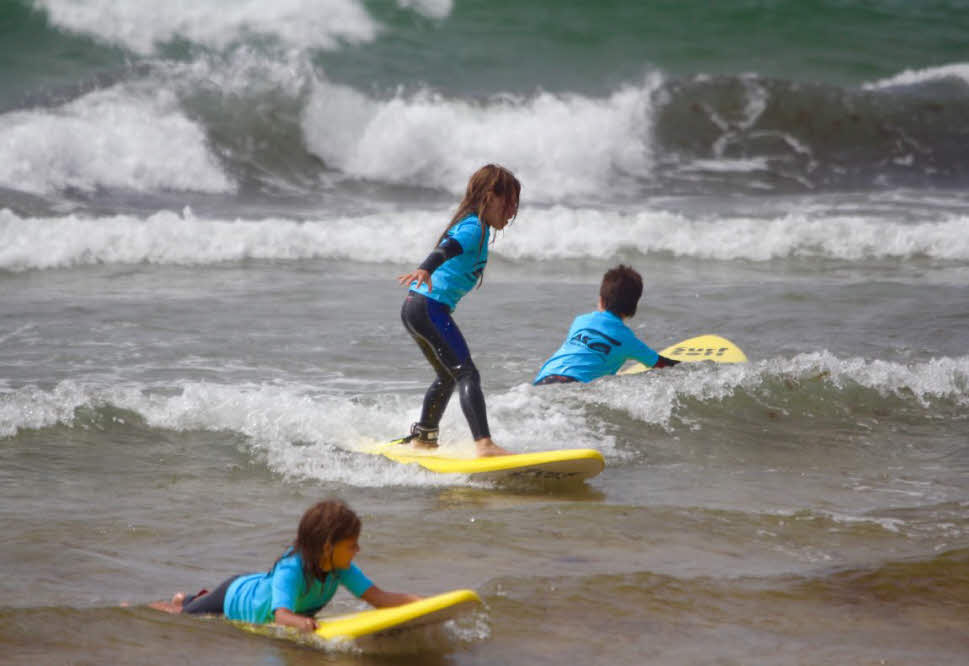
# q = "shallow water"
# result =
<box><xmin>3</xmin><ymin>254</ymin><xmax>967</xmax><ymax>664</ymax></box>
<box><xmin>3</xmin><ymin>1</ymin><xmax>969</xmax><ymax>664</ymax></box>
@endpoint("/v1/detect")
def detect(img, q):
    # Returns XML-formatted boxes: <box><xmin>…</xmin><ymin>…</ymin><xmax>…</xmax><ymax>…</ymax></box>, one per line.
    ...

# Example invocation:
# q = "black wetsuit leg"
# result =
<box><xmin>400</xmin><ymin>292</ymin><xmax>490</xmax><ymax>440</ymax></box>
<box><xmin>181</xmin><ymin>575</ymin><xmax>241</xmax><ymax>615</ymax></box>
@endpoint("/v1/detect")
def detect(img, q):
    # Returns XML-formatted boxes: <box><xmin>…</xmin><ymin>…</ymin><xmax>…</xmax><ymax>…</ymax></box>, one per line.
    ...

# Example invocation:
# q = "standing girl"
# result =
<box><xmin>397</xmin><ymin>164</ymin><xmax>521</xmax><ymax>457</ymax></box>
<box><xmin>150</xmin><ymin>499</ymin><xmax>418</xmax><ymax>632</ymax></box>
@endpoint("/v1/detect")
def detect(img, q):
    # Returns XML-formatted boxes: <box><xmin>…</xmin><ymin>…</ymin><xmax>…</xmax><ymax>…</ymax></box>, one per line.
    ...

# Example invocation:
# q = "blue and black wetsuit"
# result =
<box><xmin>180</xmin><ymin>549</ymin><xmax>372</xmax><ymax>623</ymax></box>
<box><xmin>402</xmin><ymin>214</ymin><xmax>490</xmax><ymax>440</ymax></box>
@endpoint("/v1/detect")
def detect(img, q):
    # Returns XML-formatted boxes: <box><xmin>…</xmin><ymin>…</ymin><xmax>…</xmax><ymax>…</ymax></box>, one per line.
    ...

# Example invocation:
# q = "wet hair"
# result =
<box><xmin>286</xmin><ymin>499</ymin><xmax>361</xmax><ymax>585</ymax></box>
<box><xmin>432</xmin><ymin>164</ymin><xmax>520</xmax><ymax>289</ymax></box>
<box><xmin>436</xmin><ymin>164</ymin><xmax>521</xmax><ymax>250</ymax></box>
<box><xmin>600</xmin><ymin>264</ymin><xmax>643</xmax><ymax>318</ymax></box>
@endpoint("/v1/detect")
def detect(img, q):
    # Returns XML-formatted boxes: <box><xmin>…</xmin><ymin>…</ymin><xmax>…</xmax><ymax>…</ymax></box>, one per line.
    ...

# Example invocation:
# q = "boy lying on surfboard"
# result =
<box><xmin>534</xmin><ymin>265</ymin><xmax>679</xmax><ymax>385</ymax></box>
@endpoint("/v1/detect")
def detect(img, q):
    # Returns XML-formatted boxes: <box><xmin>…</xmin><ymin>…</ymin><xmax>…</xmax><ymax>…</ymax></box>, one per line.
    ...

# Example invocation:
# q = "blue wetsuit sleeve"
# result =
<box><xmin>418</xmin><ymin>237</ymin><xmax>464</xmax><ymax>273</ymax></box>
<box><xmin>337</xmin><ymin>563</ymin><xmax>373</xmax><ymax>598</ymax></box>
<box><xmin>627</xmin><ymin>337</ymin><xmax>661</xmax><ymax>368</ymax></box>
<box><xmin>270</xmin><ymin>557</ymin><xmax>302</xmax><ymax>614</ymax></box>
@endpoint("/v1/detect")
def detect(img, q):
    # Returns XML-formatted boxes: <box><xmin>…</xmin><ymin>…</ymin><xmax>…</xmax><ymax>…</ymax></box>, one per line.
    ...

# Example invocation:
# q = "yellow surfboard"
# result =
<box><xmin>619</xmin><ymin>334</ymin><xmax>747</xmax><ymax>375</ymax></box>
<box><xmin>314</xmin><ymin>589</ymin><xmax>481</xmax><ymax>640</ymax></box>
<box><xmin>234</xmin><ymin>589</ymin><xmax>481</xmax><ymax>643</ymax></box>
<box><xmin>372</xmin><ymin>444</ymin><xmax>605</xmax><ymax>482</ymax></box>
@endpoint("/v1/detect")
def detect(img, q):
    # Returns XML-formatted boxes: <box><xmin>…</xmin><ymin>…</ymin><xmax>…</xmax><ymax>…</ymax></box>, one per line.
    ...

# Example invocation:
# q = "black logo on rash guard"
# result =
<box><xmin>569</xmin><ymin>328</ymin><xmax>622</xmax><ymax>356</ymax></box>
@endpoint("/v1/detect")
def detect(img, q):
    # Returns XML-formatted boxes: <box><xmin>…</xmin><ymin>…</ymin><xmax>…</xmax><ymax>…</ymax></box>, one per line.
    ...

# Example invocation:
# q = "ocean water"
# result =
<box><xmin>2</xmin><ymin>1</ymin><xmax>968</xmax><ymax>664</ymax></box>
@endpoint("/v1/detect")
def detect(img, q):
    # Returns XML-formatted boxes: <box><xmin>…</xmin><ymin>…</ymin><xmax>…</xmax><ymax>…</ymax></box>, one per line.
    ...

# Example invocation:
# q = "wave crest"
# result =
<box><xmin>35</xmin><ymin>0</ymin><xmax>376</xmax><ymax>54</ymax></box>
<box><xmin>0</xmin><ymin>85</ymin><xmax>233</xmax><ymax>195</ymax></box>
<box><xmin>4</xmin><ymin>206</ymin><xmax>968</xmax><ymax>273</ymax></box>
<box><xmin>302</xmin><ymin>75</ymin><xmax>661</xmax><ymax>201</ymax></box>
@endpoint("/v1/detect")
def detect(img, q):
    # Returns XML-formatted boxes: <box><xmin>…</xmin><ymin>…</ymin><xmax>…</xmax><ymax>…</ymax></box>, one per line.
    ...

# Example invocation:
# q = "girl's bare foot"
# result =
<box><xmin>147</xmin><ymin>592</ymin><xmax>185</xmax><ymax>614</ymax></box>
<box><xmin>475</xmin><ymin>437</ymin><xmax>511</xmax><ymax>457</ymax></box>
<box><xmin>411</xmin><ymin>438</ymin><xmax>439</xmax><ymax>450</ymax></box>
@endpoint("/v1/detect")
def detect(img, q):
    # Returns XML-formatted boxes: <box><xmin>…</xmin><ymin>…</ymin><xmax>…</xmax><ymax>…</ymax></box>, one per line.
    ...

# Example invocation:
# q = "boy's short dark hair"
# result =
<box><xmin>600</xmin><ymin>264</ymin><xmax>643</xmax><ymax>318</ymax></box>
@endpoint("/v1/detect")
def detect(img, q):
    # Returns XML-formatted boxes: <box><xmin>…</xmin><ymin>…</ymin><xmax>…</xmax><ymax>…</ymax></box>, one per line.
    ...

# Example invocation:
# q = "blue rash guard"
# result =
<box><xmin>410</xmin><ymin>214</ymin><xmax>489</xmax><ymax>311</ymax></box>
<box><xmin>534</xmin><ymin>310</ymin><xmax>660</xmax><ymax>384</ymax></box>
<box><xmin>223</xmin><ymin>550</ymin><xmax>372</xmax><ymax>624</ymax></box>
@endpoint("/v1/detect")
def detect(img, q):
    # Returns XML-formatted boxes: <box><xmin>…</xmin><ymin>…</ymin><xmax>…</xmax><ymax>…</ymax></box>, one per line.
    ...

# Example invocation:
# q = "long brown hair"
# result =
<box><xmin>288</xmin><ymin>499</ymin><xmax>361</xmax><ymax>585</ymax></box>
<box><xmin>435</xmin><ymin>164</ymin><xmax>521</xmax><ymax>249</ymax></box>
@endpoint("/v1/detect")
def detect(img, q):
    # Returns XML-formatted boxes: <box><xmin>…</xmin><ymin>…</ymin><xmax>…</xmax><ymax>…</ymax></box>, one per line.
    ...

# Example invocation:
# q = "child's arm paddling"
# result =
<box><xmin>271</xmin><ymin>587</ymin><xmax>420</xmax><ymax>633</ymax></box>
<box><xmin>362</xmin><ymin>585</ymin><xmax>421</xmax><ymax>608</ymax></box>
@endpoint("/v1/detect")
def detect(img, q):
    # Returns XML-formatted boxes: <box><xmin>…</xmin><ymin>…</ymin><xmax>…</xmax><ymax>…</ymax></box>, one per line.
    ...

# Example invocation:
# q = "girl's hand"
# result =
<box><xmin>397</xmin><ymin>269</ymin><xmax>432</xmax><ymax>292</ymax></box>
<box><xmin>361</xmin><ymin>585</ymin><xmax>423</xmax><ymax>608</ymax></box>
<box><xmin>274</xmin><ymin>607</ymin><xmax>317</xmax><ymax>633</ymax></box>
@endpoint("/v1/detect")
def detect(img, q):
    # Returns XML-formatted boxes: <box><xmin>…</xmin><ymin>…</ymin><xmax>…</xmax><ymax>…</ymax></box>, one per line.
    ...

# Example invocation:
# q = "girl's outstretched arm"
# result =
<box><xmin>397</xmin><ymin>268</ymin><xmax>432</xmax><ymax>291</ymax></box>
<box><xmin>398</xmin><ymin>236</ymin><xmax>465</xmax><ymax>292</ymax></box>
<box><xmin>361</xmin><ymin>585</ymin><xmax>421</xmax><ymax>608</ymax></box>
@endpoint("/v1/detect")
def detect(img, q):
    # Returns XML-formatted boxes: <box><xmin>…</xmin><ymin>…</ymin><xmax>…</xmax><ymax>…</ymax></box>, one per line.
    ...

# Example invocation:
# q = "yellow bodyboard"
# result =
<box><xmin>314</xmin><ymin>589</ymin><xmax>481</xmax><ymax>640</ymax></box>
<box><xmin>619</xmin><ymin>334</ymin><xmax>747</xmax><ymax>375</ymax></box>
<box><xmin>374</xmin><ymin>446</ymin><xmax>605</xmax><ymax>482</ymax></box>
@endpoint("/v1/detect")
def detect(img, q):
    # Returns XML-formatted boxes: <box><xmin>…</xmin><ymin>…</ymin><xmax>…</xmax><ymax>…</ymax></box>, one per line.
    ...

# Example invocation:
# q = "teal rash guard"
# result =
<box><xmin>534</xmin><ymin>310</ymin><xmax>660</xmax><ymax>383</ymax></box>
<box><xmin>409</xmin><ymin>214</ymin><xmax>488</xmax><ymax>311</ymax></box>
<box><xmin>223</xmin><ymin>550</ymin><xmax>372</xmax><ymax>624</ymax></box>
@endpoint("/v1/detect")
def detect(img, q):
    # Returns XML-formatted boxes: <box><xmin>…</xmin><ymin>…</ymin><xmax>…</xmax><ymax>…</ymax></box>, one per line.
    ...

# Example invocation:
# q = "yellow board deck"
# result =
<box><xmin>234</xmin><ymin>589</ymin><xmax>481</xmax><ymax>642</ymax></box>
<box><xmin>373</xmin><ymin>445</ymin><xmax>605</xmax><ymax>482</ymax></box>
<box><xmin>314</xmin><ymin>589</ymin><xmax>481</xmax><ymax>640</ymax></box>
<box><xmin>619</xmin><ymin>334</ymin><xmax>747</xmax><ymax>375</ymax></box>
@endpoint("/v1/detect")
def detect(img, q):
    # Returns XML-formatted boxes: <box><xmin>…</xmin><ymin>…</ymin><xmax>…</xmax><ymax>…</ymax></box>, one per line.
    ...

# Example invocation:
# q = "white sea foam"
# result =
<box><xmin>588</xmin><ymin>352</ymin><xmax>969</xmax><ymax>427</ymax></box>
<box><xmin>678</xmin><ymin>158</ymin><xmax>770</xmax><ymax>174</ymax></box>
<box><xmin>0</xmin><ymin>86</ymin><xmax>233</xmax><ymax>195</ymax></box>
<box><xmin>1</xmin><ymin>59</ymin><xmax>661</xmax><ymax>202</ymax></box>
<box><xmin>0</xmin><ymin>378</ymin><xmax>610</xmax><ymax>485</ymax></box>
<box><xmin>34</xmin><ymin>0</ymin><xmax>378</xmax><ymax>54</ymax></box>
<box><xmin>302</xmin><ymin>75</ymin><xmax>662</xmax><ymax>202</ymax></box>
<box><xmin>165</xmin><ymin>48</ymin><xmax>315</xmax><ymax>99</ymax></box>
<box><xmin>0</xmin><ymin>381</ymin><xmax>92</xmax><ymax>438</ymax></box>
<box><xmin>863</xmin><ymin>62</ymin><xmax>969</xmax><ymax>90</ymax></box>
<box><xmin>0</xmin><ymin>379</ymin><xmax>437</xmax><ymax>485</ymax></box>
<box><xmin>815</xmin><ymin>511</ymin><xmax>905</xmax><ymax>534</ymax></box>
<box><xmin>0</xmin><ymin>207</ymin><xmax>439</xmax><ymax>271</ymax></box>
<box><xmin>3</xmin><ymin>206</ymin><xmax>969</xmax><ymax>272</ymax></box>
<box><xmin>1</xmin><ymin>355</ymin><xmax>964</xmax><ymax>488</ymax></box>
<box><xmin>396</xmin><ymin>0</ymin><xmax>453</xmax><ymax>20</ymax></box>
<box><xmin>34</xmin><ymin>0</ymin><xmax>453</xmax><ymax>54</ymax></box>
<box><xmin>502</xmin><ymin>207</ymin><xmax>969</xmax><ymax>262</ymax></box>
<box><xmin>780</xmin><ymin>352</ymin><xmax>969</xmax><ymax>408</ymax></box>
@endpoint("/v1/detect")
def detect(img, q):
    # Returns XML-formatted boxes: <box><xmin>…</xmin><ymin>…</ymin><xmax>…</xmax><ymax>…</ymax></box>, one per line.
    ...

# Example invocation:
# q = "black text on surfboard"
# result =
<box><xmin>668</xmin><ymin>346</ymin><xmax>729</xmax><ymax>358</ymax></box>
